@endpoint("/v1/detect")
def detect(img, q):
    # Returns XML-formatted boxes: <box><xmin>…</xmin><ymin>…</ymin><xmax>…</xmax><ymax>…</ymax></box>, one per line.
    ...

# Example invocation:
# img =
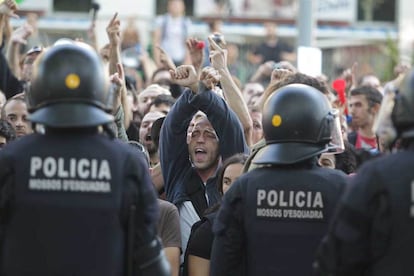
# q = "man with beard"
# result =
<box><xmin>348</xmin><ymin>85</ymin><xmax>383</xmax><ymax>166</ymax></box>
<box><xmin>348</xmin><ymin>86</ymin><xmax>383</xmax><ymax>150</ymax></box>
<box><xmin>139</xmin><ymin>110</ymin><xmax>166</xmax><ymax>167</ymax></box>
<box><xmin>159</xmin><ymin>65</ymin><xmax>249</xmax><ymax>264</ymax></box>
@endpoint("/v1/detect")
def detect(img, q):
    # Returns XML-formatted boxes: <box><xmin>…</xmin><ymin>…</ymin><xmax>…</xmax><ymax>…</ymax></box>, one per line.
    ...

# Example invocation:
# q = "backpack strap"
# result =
<box><xmin>348</xmin><ymin>131</ymin><xmax>357</xmax><ymax>146</ymax></box>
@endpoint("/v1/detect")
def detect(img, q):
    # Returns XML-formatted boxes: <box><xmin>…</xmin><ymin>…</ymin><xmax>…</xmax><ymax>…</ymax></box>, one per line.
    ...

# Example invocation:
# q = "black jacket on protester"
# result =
<box><xmin>0</xmin><ymin>46</ymin><xmax>24</xmax><ymax>98</ymax></box>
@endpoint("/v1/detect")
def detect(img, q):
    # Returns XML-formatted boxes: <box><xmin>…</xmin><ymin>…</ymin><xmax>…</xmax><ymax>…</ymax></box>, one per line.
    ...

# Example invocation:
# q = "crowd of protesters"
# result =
<box><xmin>0</xmin><ymin>0</ymin><xmax>413</xmax><ymax>275</ymax></box>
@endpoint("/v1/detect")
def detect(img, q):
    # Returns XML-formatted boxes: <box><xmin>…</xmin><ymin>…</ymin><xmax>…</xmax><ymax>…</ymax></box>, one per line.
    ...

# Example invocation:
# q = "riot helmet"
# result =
<box><xmin>27</xmin><ymin>43</ymin><xmax>114</xmax><ymax>128</ymax></box>
<box><xmin>254</xmin><ymin>84</ymin><xmax>341</xmax><ymax>165</ymax></box>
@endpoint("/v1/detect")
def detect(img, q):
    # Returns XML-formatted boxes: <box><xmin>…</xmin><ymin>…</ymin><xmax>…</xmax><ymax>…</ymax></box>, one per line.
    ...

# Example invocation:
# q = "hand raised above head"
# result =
<box><xmin>186</xmin><ymin>37</ymin><xmax>204</xmax><ymax>70</ymax></box>
<box><xmin>10</xmin><ymin>22</ymin><xmax>33</xmax><ymax>44</ymax></box>
<box><xmin>156</xmin><ymin>45</ymin><xmax>177</xmax><ymax>71</ymax></box>
<box><xmin>200</xmin><ymin>66</ymin><xmax>220</xmax><ymax>90</ymax></box>
<box><xmin>109</xmin><ymin>63</ymin><xmax>125</xmax><ymax>87</ymax></box>
<box><xmin>106</xmin><ymin>12</ymin><xmax>121</xmax><ymax>45</ymax></box>
<box><xmin>208</xmin><ymin>36</ymin><xmax>228</xmax><ymax>71</ymax></box>
<box><xmin>270</xmin><ymin>68</ymin><xmax>294</xmax><ymax>84</ymax></box>
<box><xmin>109</xmin><ymin>63</ymin><xmax>125</xmax><ymax>111</ymax></box>
<box><xmin>0</xmin><ymin>0</ymin><xmax>19</xmax><ymax>18</ymax></box>
<box><xmin>170</xmin><ymin>65</ymin><xmax>198</xmax><ymax>91</ymax></box>
<box><xmin>186</xmin><ymin>38</ymin><xmax>204</xmax><ymax>54</ymax></box>
<box><xmin>341</xmin><ymin>61</ymin><xmax>358</xmax><ymax>91</ymax></box>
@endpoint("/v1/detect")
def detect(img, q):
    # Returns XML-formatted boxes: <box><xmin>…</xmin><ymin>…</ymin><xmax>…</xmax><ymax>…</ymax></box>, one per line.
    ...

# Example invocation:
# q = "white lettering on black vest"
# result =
<box><xmin>257</xmin><ymin>189</ymin><xmax>324</xmax><ymax>209</ymax></box>
<box><xmin>256</xmin><ymin>189</ymin><xmax>324</xmax><ymax>220</ymax></box>
<box><xmin>29</xmin><ymin>156</ymin><xmax>112</xmax><ymax>193</ymax></box>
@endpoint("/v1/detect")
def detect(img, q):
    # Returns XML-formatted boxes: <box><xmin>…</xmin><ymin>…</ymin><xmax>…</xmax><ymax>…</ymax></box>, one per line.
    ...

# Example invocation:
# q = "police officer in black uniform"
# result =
<box><xmin>0</xmin><ymin>44</ymin><xmax>170</xmax><ymax>276</ymax></box>
<box><xmin>314</xmin><ymin>69</ymin><xmax>414</xmax><ymax>276</ymax></box>
<box><xmin>210</xmin><ymin>84</ymin><xmax>348</xmax><ymax>275</ymax></box>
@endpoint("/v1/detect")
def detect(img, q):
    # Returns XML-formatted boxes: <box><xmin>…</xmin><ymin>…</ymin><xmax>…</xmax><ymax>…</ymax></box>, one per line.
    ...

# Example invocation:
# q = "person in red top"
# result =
<box><xmin>348</xmin><ymin>85</ymin><xmax>383</xmax><ymax>166</ymax></box>
<box><xmin>354</xmin><ymin>130</ymin><xmax>377</xmax><ymax>149</ymax></box>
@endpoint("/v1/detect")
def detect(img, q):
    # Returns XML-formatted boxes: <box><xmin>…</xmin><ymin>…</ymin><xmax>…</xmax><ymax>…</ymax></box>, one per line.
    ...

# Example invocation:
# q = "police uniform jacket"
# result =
<box><xmin>159</xmin><ymin>84</ymin><xmax>249</xmax><ymax>216</ymax></box>
<box><xmin>0</xmin><ymin>128</ymin><xmax>159</xmax><ymax>276</ymax></box>
<box><xmin>315</xmin><ymin>144</ymin><xmax>414</xmax><ymax>276</ymax></box>
<box><xmin>210</xmin><ymin>159</ymin><xmax>347</xmax><ymax>276</ymax></box>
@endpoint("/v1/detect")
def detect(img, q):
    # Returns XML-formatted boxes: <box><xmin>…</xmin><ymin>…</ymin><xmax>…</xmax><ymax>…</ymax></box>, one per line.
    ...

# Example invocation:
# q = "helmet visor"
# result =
<box><xmin>253</xmin><ymin>142</ymin><xmax>329</xmax><ymax>165</ymax></box>
<box><xmin>29</xmin><ymin>103</ymin><xmax>114</xmax><ymax>128</ymax></box>
<box><xmin>326</xmin><ymin>109</ymin><xmax>345</xmax><ymax>154</ymax></box>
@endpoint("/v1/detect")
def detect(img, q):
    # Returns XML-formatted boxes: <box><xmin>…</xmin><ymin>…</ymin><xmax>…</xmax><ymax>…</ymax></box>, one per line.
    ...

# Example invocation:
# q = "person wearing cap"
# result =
<box><xmin>18</xmin><ymin>46</ymin><xmax>43</xmax><ymax>82</ymax></box>
<box><xmin>138</xmin><ymin>84</ymin><xmax>172</xmax><ymax>117</ymax></box>
<box><xmin>5</xmin><ymin>9</ymin><xmax>45</xmax><ymax>87</ymax></box>
<box><xmin>0</xmin><ymin>43</ymin><xmax>170</xmax><ymax>275</ymax></box>
<box><xmin>0</xmin><ymin>43</ymin><xmax>43</xmax><ymax>99</ymax></box>
<box><xmin>0</xmin><ymin>1</ymin><xmax>37</xmax><ymax>99</ymax></box>
<box><xmin>210</xmin><ymin>84</ymin><xmax>347</xmax><ymax>275</ymax></box>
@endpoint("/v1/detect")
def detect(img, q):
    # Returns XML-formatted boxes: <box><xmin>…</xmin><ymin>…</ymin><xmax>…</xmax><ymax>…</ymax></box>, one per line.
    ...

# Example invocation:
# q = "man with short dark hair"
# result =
<box><xmin>139</xmin><ymin>110</ymin><xmax>166</xmax><ymax>167</ymax></box>
<box><xmin>150</xmin><ymin>94</ymin><xmax>176</xmax><ymax>115</ymax></box>
<box><xmin>348</xmin><ymin>85</ymin><xmax>383</xmax><ymax>151</ymax></box>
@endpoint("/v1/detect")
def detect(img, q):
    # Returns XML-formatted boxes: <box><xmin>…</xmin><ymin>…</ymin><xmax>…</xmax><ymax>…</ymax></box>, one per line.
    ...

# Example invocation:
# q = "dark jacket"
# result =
<box><xmin>0</xmin><ymin>128</ymin><xmax>160</xmax><ymax>276</ymax></box>
<box><xmin>211</xmin><ymin>159</ymin><xmax>347</xmax><ymax>276</ymax></box>
<box><xmin>315</xmin><ymin>144</ymin><xmax>414</xmax><ymax>276</ymax></box>
<box><xmin>159</xmin><ymin>84</ymin><xmax>249</xmax><ymax>215</ymax></box>
<box><xmin>0</xmin><ymin>47</ymin><xmax>24</xmax><ymax>98</ymax></box>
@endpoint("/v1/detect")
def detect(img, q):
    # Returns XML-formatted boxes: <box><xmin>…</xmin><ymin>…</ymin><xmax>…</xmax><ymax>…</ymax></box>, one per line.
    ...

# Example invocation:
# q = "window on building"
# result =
<box><xmin>357</xmin><ymin>0</ymin><xmax>396</xmax><ymax>22</ymax></box>
<box><xmin>53</xmin><ymin>0</ymin><xmax>92</xmax><ymax>13</ymax></box>
<box><xmin>156</xmin><ymin>0</ymin><xmax>194</xmax><ymax>16</ymax></box>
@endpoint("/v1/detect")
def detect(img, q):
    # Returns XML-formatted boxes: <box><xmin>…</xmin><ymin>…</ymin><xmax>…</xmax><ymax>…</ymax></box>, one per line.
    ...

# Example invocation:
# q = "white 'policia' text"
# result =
<box><xmin>28</xmin><ymin>156</ymin><xmax>112</xmax><ymax>193</ymax></box>
<box><xmin>256</xmin><ymin>189</ymin><xmax>324</xmax><ymax>220</ymax></box>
